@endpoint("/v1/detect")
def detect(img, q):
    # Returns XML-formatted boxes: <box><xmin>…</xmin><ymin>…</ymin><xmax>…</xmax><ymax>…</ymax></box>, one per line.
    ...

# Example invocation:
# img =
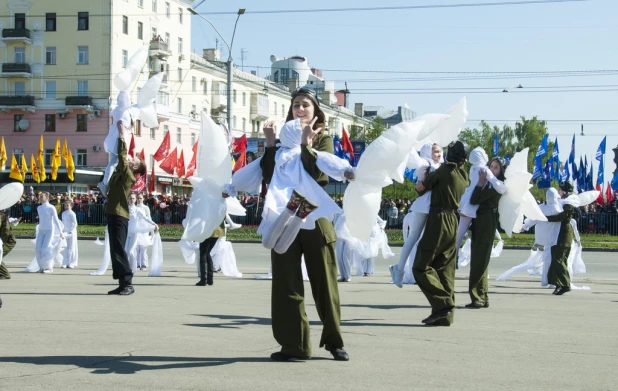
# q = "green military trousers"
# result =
<box><xmin>0</xmin><ymin>241</ymin><xmax>15</xmax><ymax>279</ymax></box>
<box><xmin>413</xmin><ymin>211</ymin><xmax>458</xmax><ymax>325</ymax></box>
<box><xmin>468</xmin><ymin>212</ymin><xmax>498</xmax><ymax>304</ymax></box>
<box><xmin>548</xmin><ymin>245</ymin><xmax>571</xmax><ymax>288</ymax></box>
<box><xmin>271</xmin><ymin>218</ymin><xmax>344</xmax><ymax>357</ymax></box>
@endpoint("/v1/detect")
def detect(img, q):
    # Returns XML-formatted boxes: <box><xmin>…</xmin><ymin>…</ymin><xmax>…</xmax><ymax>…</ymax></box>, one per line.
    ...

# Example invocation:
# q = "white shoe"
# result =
<box><xmin>389</xmin><ymin>264</ymin><xmax>404</xmax><ymax>288</ymax></box>
<box><xmin>42</xmin><ymin>269</ymin><xmax>52</xmax><ymax>274</ymax></box>
<box><xmin>229</xmin><ymin>222</ymin><xmax>242</xmax><ymax>230</ymax></box>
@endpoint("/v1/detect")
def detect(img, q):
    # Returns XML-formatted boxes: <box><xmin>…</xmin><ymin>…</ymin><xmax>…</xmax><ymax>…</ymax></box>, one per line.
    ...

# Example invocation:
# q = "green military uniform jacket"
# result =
<box><xmin>423</xmin><ymin>164</ymin><xmax>469</xmax><ymax>210</ymax></box>
<box><xmin>470</xmin><ymin>183</ymin><xmax>501</xmax><ymax>242</ymax></box>
<box><xmin>545</xmin><ymin>203</ymin><xmax>575</xmax><ymax>245</ymax></box>
<box><xmin>105</xmin><ymin>138</ymin><xmax>136</xmax><ymax>219</ymax></box>
<box><xmin>0</xmin><ymin>211</ymin><xmax>16</xmax><ymax>256</ymax></box>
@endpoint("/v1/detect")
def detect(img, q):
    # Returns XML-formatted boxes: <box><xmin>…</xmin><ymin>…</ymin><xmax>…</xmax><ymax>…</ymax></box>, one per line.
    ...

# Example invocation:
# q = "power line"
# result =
<box><xmin>242</xmin><ymin>66</ymin><xmax>618</xmax><ymax>75</ymax></box>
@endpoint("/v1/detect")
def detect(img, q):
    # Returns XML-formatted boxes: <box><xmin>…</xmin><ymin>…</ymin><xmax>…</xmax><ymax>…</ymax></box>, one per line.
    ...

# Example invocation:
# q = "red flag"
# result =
<box><xmin>233</xmin><ymin>134</ymin><xmax>247</xmax><ymax>153</ymax></box>
<box><xmin>233</xmin><ymin>151</ymin><xmax>246</xmax><ymax>172</ymax></box>
<box><xmin>177</xmin><ymin>150</ymin><xmax>186</xmax><ymax>178</ymax></box>
<box><xmin>131</xmin><ymin>173</ymin><xmax>146</xmax><ymax>193</ymax></box>
<box><xmin>138</xmin><ymin>148</ymin><xmax>145</xmax><ymax>161</ymax></box>
<box><xmin>340</xmin><ymin>127</ymin><xmax>355</xmax><ymax>163</ymax></box>
<box><xmin>149</xmin><ymin>165</ymin><xmax>155</xmax><ymax>193</ymax></box>
<box><xmin>192</xmin><ymin>138</ymin><xmax>199</xmax><ymax>154</ymax></box>
<box><xmin>607</xmin><ymin>182</ymin><xmax>614</xmax><ymax>204</ymax></box>
<box><xmin>128</xmin><ymin>134</ymin><xmax>136</xmax><ymax>157</ymax></box>
<box><xmin>595</xmin><ymin>184</ymin><xmax>605</xmax><ymax>205</ymax></box>
<box><xmin>186</xmin><ymin>151</ymin><xmax>196</xmax><ymax>177</ymax></box>
<box><xmin>153</xmin><ymin>131</ymin><xmax>171</xmax><ymax>161</ymax></box>
<box><xmin>159</xmin><ymin>147</ymin><xmax>177</xmax><ymax>175</ymax></box>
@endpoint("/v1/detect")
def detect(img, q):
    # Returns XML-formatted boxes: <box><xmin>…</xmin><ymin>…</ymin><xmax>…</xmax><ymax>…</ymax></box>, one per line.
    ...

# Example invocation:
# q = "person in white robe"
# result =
<box><xmin>125</xmin><ymin>193</ymin><xmax>158</xmax><ymax>274</ymax></box>
<box><xmin>61</xmin><ymin>200</ymin><xmax>78</xmax><ymax>268</ymax></box>
<box><xmin>135</xmin><ymin>194</ymin><xmax>152</xmax><ymax>270</ymax></box>
<box><xmin>32</xmin><ymin>192</ymin><xmax>64</xmax><ymax>273</ymax></box>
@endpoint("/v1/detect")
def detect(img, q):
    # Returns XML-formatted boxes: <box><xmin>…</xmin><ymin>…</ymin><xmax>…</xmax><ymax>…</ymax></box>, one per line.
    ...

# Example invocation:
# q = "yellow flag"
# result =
<box><xmin>9</xmin><ymin>155</ymin><xmax>22</xmax><ymax>182</ymax></box>
<box><xmin>31</xmin><ymin>154</ymin><xmax>40</xmax><ymax>183</ymax></box>
<box><xmin>62</xmin><ymin>138</ymin><xmax>69</xmax><ymax>162</ymax></box>
<box><xmin>51</xmin><ymin>138</ymin><xmax>61</xmax><ymax>180</ymax></box>
<box><xmin>38</xmin><ymin>135</ymin><xmax>46</xmax><ymax>182</ymax></box>
<box><xmin>67</xmin><ymin>150</ymin><xmax>75</xmax><ymax>182</ymax></box>
<box><xmin>21</xmin><ymin>153</ymin><xmax>27</xmax><ymax>182</ymax></box>
<box><xmin>0</xmin><ymin>136</ymin><xmax>7</xmax><ymax>169</ymax></box>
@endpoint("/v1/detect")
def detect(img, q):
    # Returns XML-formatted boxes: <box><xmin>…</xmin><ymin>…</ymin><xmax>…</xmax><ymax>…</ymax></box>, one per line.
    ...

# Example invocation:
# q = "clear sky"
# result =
<box><xmin>190</xmin><ymin>0</ymin><xmax>618</xmax><ymax>187</ymax></box>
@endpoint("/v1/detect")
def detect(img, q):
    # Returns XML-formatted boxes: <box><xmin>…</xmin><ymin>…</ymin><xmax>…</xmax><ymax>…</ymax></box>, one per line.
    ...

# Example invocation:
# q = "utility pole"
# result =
<box><xmin>240</xmin><ymin>48</ymin><xmax>248</xmax><ymax>71</ymax></box>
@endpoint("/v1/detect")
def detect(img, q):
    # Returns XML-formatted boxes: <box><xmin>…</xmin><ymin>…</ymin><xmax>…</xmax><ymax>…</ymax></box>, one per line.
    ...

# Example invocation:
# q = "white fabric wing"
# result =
<box><xmin>413</xmin><ymin>97</ymin><xmax>468</xmax><ymax>148</ymax></box>
<box><xmin>577</xmin><ymin>190</ymin><xmax>600</xmax><ymax>207</ymax></box>
<box><xmin>178</xmin><ymin>240</ymin><xmax>199</xmax><ymax>264</ymax></box>
<box><xmin>226</xmin><ymin>197</ymin><xmax>246</xmax><ymax>216</ymax></box>
<box><xmin>148</xmin><ymin>232</ymin><xmax>164</xmax><ymax>276</ymax></box>
<box><xmin>229</xmin><ymin>157</ymin><xmax>263</xmax><ymax>195</ymax></box>
<box><xmin>196</xmin><ymin>112</ymin><xmax>232</xmax><ymax>186</ymax></box>
<box><xmin>113</xmin><ymin>47</ymin><xmax>148</xmax><ymax>91</ymax></box>
<box><xmin>182</xmin><ymin>177</ymin><xmax>227</xmax><ymax>242</ymax></box>
<box><xmin>0</xmin><ymin>182</ymin><xmax>24</xmax><ymax>210</ymax></box>
<box><xmin>315</xmin><ymin>151</ymin><xmax>354</xmax><ymax>182</ymax></box>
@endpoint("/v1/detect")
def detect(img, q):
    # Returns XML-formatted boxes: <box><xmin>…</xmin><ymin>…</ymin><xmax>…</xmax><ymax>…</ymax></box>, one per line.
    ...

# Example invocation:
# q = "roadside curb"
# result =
<box><xmin>15</xmin><ymin>236</ymin><xmax>618</xmax><ymax>251</ymax></box>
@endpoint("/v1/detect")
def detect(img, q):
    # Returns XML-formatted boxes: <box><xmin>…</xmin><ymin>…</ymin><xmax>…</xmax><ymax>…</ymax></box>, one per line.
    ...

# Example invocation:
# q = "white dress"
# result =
<box><xmin>61</xmin><ymin>210</ymin><xmax>79</xmax><ymax>268</ymax></box>
<box><xmin>125</xmin><ymin>205</ymin><xmax>157</xmax><ymax>273</ymax></box>
<box><xmin>135</xmin><ymin>203</ymin><xmax>152</xmax><ymax>269</ymax></box>
<box><xmin>27</xmin><ymin>203</ymin><xmax>64</xmax><ymax>272</ymax></box>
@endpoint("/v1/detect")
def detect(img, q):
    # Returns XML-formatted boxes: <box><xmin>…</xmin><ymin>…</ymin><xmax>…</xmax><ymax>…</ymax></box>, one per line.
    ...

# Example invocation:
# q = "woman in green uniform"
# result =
<box><xmin>466</xmin><ymin>158</ymin><xmax>506</xmax><ymax>308</ymax></box>
<box><xmin>261</xmin><ymin>88</ymin><xmax>350</xmax><ymax>361</ymax></box>
<box><xmin>546</xmin><ymin>181</ymin><xmax>576</xmax><ymax>295</ymax></box>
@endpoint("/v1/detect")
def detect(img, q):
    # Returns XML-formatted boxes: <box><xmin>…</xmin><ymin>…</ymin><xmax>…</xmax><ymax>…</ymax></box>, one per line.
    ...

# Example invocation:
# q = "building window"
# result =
<box><xmin>150</xmin><ymin>128</ymin><xmax>156</xmax><ymax>140</ymax></box>
<box><xmin>242</xmin><ymin>117</ymin><xmax>246</xmax><ymax>132</ymax></box>
<box><xmin>15</xmin><ymin>13</ymin><xmax>26</xmax><ymax>29</ymax></box>
<box><xmin>203</xmin><ymin>80</ymin><xmax>208</xmax><ymax>95</ymax></box>
<box><xmin>152</xmin><ymin>0</ymin><xmax>157</xmax><ymax>12</ymax></box>
<box><xmin>178</xmin><ymin>37</ymin><xmax>183</xmax><ymax>55</ymax></box>
<box><xmin>282</xmin><ymin>104</ymin><xmax>285</xmax><ymax>116</ymax></box>
<box><xmin>45</xmin><ymin>81</ymin><xmax>56</xmax><ymax>99</ymax></box>
<box><xmin>122</xmin><ymin>50</ymin><xmax>128</xmax><ymax>68</ymax></box>
<box><xmin>233</xmin><ymin>89</ymin><xmax>237</xmax><ymax>103</ymax></box>
<box><xmin>177</xmin><ymin>68</ymin><xmax>182</xmax><ymax>81</ymax></box>
<box><xmin>135</xmin><ymin>120</ymin><xmax>142</xmax><ymax>136</ymax></box>
<box><xmin>165</xmin><ymin>2</ymin><xmax>170</xmax><ymax>17</ymax></box>
<box><xmin>273</xmin><ymin>71</ymin><xmax>279</xmax><ymax>83</ymax></box>
<box><xmin>220</xmin><ymin>82</ymin><xmax>227</xmax><ymax>97</ymax></box>
<box><xmin>138</xmin><ymin>0</ymin><xmax>144</xmax><ymax>7</ymax></box>
<box><xmin>191</xmin><ymin>132</ymin><xmax>195</xmax><ymax>146</ymax></box>
<box><xmin>122</xmin><ymin>16</ymin><xmax>128</xmax><ymax>34</ymax></box>
<box><xmin>45</xmin><ymin>114</ymin><xmax>56</xmax><ymax>132</ymax></box>
<box><xmin>13</xmin><ymin>149</ymin><xmax>24</xmax><ymax>165</ymax></box>
<box><xmin>137</xmin><ymin>21</ymin><xmax>143</xmax><ymax>40</ymax></box>
<box><xmin>165</xmin><ymin>32</ymin><xmax>170</xmax><ymax>43</ymax></box>
<box><xmin>78</xmin><ymin>12</ymin><xmax>89</xmax><ymax>31</ymax></box>
<box><xmin>76</xmin><ymin>114</ymin><xmax>87</xmax><ymax>131</ymax></box>
<box><xmin>242</xmin><ymin>92</ymin><xmax>246</xmax><ymax>106</ymax></box>
<box><xmin>178</xmin><ymin>8</ymin><xmax>183</xmax><ymax>24</ymax></box>
<box><xmin>177</xmin><ymin>98</ymin><xmax>182</xmax><ymax>113</ymax></box>
<box><xmin>164</xmin><ymin>125</ymin><xmax>169</xmax><ymax>134</ymax></box>
<box><xmin>77</xmin><ymin>46</ymin><xmax>89</xmax><ymax>64</ymax></box>
<box><xmin>233</xmin><ymin>116</ymin><xmax>237</xmax><ymax>129</ymax></box>
<box><xmin>13</xmin><ymin>115</ymin><xmax>23</xmax><ymax>132</ymax></box>
<box><xmin>191</xmin><ymin>104</ymin><xmax>197</xmax><ymax>119</ymax></box>
<box><xmin>46</xmin><ymin>13</ymin><xmax>56</xmax><ymax>31</ymax></box>
<box><xmin>76</xmin><ymin>149</ymin><xmax>88</xmax><ymax>166</ymax></box>
<box><xmin>14</xmin><ymin>47</ymin><xmax>25</xmax><ymax>63</ymax></box>
<box><xmin>191</xmin><ymin>76</ymin><xmax>196</xmax><ymax>92</ymax></box>
<box><xmin>45</xmin><ymin>149</ymin><xmax>54</xmax><ymax>166</ymax></box>
<box><xmin>77</xmin><ymin>81</ymin><xmax>88</xmax><ymax>96</ymax></box>
<box><xmin>176</xmin><ymin>128</ymin><xmax>181</xmax><ymax>143</ymax></box>
<box><xmin>151</xmin><ymin>27</ymin><xmax>157</xmax><ymax>39</ymax></box>
<box><xmin>45</xmin><ymin>47</ymin><xmax>56</xmax><ymax>65</ymax></box>
<box><xmin>158</xmin><ymin>91</ymin><xmax>169</xmax><ymax>106</ymax></box>
<box><xmin>14</xmin><ymin>82</ymin><xmax>25</xmax><ymax>96</ymax></box>
<box><xmin>274</xmin><ymin>102</ymin><xmax>277</xmax><ymax>116</ymax></box>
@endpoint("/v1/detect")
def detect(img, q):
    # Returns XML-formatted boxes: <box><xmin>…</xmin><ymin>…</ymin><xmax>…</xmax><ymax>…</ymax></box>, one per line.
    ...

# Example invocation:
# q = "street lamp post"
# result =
<box><xmin>188</xmin><ymin>7</ymin><xmax>245</xmax><ymax>130</ymax></box>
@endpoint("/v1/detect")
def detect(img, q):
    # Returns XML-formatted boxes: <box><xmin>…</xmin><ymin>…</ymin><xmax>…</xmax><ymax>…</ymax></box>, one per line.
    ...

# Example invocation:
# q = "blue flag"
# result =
<box><xmin>532</xmin><ymin>156</ymin><xmax>543</xmax><ymax>182</ymax></box>
<box><xmin>505</xmin><ymin>154</ymin><xmax>511</xmax><ymax>164</ymax></box>
<box><xmin>571</xmin><ymin>160</ymin><xmax>577</xmax><ymax>182</ymax></box>
<box><xmin>587</xmin><ymin>161</ymin><xmax>594</xmax><ymax>191</ymax></box>
<box><xmin>536</xmin><ymin>134</ymin><xmax>549</xmax><ymax>158</ymax></box>
<box><xmin>563</xmin><ymin>162</ymin><xmax>570</xmax><ymax>182</ymax></box>
<box><xmin>568</xmin><ymin>134</ymin><xmax>575</xmax><ymax>164</ymax></box>
<box><xmin>492</xmin><ymin>133</ymin><xmax>499</xmax><ymax>157</ymax></box>
<box><xmin>552</xmin><ymin>138</ymin><xmax>560</xmax><ymax>182</ymax></box>
<box><xmin>333</xmin><ymin>135</ymin><xmax>346</xmax><ymax>160</ymax></box>
<box><xmin>612</xmin><ymin>172</ymin><xmax>618</xmax><ymax>192</ymax></box>
<box><xmin>404</xmin><ymin>168</ymin><xmax>417</xmax><ymax>183</ymax></box>
<box><xmin>597</xmin><ymin>158</ymin><xmax>604</xmax><ymax>186</ymax></box>
<box><xmin>596</xmin><ymin>136</ymin><xmax>606</xmax><ymax>161</ymax></box>
<box><xmin>577</xmin><ymin>157</ymin><xmax>585</xmax><ymax>192</ymax></box>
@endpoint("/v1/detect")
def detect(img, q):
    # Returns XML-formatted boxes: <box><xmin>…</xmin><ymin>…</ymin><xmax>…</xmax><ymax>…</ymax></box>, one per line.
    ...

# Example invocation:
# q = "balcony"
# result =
<box><xmin>65</xmin><ymin>96</ymin><xmax>94</xmax><ymax>111</ymax></box>
<box><xmin>155</xmin><ymin>103</ymin><xmax>171</xmax><ymax>122</ymax></box>
<box><xmin>250</xmin><ymin>92</ymin><xmax>269</xmax><ymax>121</ymax></box>
<box><xmin>149</xmin><ymin>40</ymin><xmax>171</xmax><ymax>58</ymax></box>
<box><xmin>1</xmin><ymin>63</ymin><xmax>32</xmax><ymax>78</ymax></box>
<box><xmin>0</xmin><ymin>95</ymin><xmax>35</xmax><ymax>113</ymax></box>
<box><xmin>1</xmin><ymin>28</ymin><xmax>32</xmax><ymax>44</ymax></box>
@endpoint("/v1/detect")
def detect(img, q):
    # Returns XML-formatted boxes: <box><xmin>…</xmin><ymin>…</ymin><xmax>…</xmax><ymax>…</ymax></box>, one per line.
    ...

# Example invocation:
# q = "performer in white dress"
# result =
<box><xmin>389</xmin><ymin>143</ymin><xmax>442</xmax><ymax>287</ymax></box>
<box><xmin>60</xmin><ymin>200</ymin><xmax>78</xmax><ymax>268</ymax></box>
<box><xmin>125</xmin><ymin>194</ymin><xmax>158</xmax><ymax>274</ymax></box>
<box><xmin>135</xmin><ymin>194</ymin><xmax>152</xmax><ymax>270</ymax></box>
<box><xmin>32</xmin><ymin>192</ymin><xmax>64</xmax><ymax>273</ymax></box>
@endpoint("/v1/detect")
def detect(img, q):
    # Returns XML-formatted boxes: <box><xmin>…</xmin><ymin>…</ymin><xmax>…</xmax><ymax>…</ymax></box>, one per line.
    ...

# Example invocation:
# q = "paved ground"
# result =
<box><xmin>1</xmin><ymin>240</ymin><xmax>617</xmax><ymax>390</ymax></box>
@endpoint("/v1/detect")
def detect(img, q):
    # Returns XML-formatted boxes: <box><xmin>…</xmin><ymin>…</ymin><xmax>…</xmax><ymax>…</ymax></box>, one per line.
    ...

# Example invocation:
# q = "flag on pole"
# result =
<box><xmin>186</xmin><ymin>151</ymin><xmax>196</xmax><ymax>177</ymax></box>
<box><xmin>177</xmin><ymin>150</ymin><xmax>186</xmax><ymax>178</ymax></box>
<box><xmin>586</xmin><ymin>161</ymin><xmax>594</xmax><ymax>191</ymax></box>
<box><xmin>595</xmin><ymin>184</ymin><xmax>605</xmax><ymax>205</ymax></box>
<box><xmin>128</xmin><ymin>134</ymin><xmax>136</xmax><ymax>158</ymax></box>
<box><xmin>233</xmin><ymin>134</ymin><xmax>247</xmax><ymax>153</ymax></box>
<box><xmin>38</xmin><ymin>135</ymin><xmax>46</xmax><ymax>182</ymax></box>
<box><xmin>159</xmin><ymin>147</ymin><xmax>177</xmax><ymax>175</ymax></box>
<box><xmin>62</xmin><ymin>138</ymin><xmax>69</xmax><ymax>163</ymax></box>
<box><xmin>536</xmin><ymin>134</ymin><xmax>549</xmax><ymax>158</ymax></box>
<box><xmin>607</xmin><ymin>182</ymin><xmax>614</xmax><ymax>204</ymax></box>
<box><xmin>30</xmin><ymin>155</ymin><xmax>40</xmax><ymax>183</ymax></box>
<box><xmin>340</xmin><ymin>127</ymin><xmax>355</xmax><ymax>165</ymax></box>
<box><xmin>596</xmin><ymin>136</ymin><xmax>606</xmax><ymax>161</ymax></box>
<box><xmin>597</xmin><ymin>158</ymin><xmax>604</xmax><ymax>186</ymax></box>
<box><xmin>149</xmin><ymin>165</ymin><xmax>155</xmax><ymax>193</ymax></box>
<box><xmin>138</xmin><ymin>148</ymin><xmax>145</xmax><ymax>161</ymax></box>
<box><xmin>563</xmin><ymin>161</ymin><xmax>570</xmax><ymax>182</ymax></box>
<box><xmin>131</xmin><ymin>174</ymin><xmax>146</xmax><ymax>193</ymax></box>
<box><xmin>192</xmin><ymin>138</ymin><xmax>199</xmax><ymax>154</ymax></box>
<box><xmin>20</xmin><ymin>154</ymin><xmax>27</xmax><ymax>182</ymax></box>
<box><xmin>492</xmin><ymin>133</ymin><xmax>499</xmax><ymax>157</ymax></box>
<box><xmin>233</xmin><ymin>151</ymin><xmax>246</xmax><ymax>173</ymax></box>
<box><xmin>67</xmin><ymin>150</ymin><xmax>75</xmax><ymax>181</ymax></box>
<box><xmin>333</xmin><ymin>135</ymin><xmax>343</xmax><ymax>157</ymax></box>
<box><xmin>9</xmin><ymin>155</ymin><xmax>22</xmax><ymax>182</ymax></box>
<box><xmin>0</xmin><ymin>136</ymin><xmax>7</xmax><ymax>169</ymax></box>
<box><xmin>153</xmin><ymin>131</ymin><xmax>171</xmax><ymax>161</ymax></box>
<box><xmin>552</xmin><ymin>137</ymin><xmax>561</xmax><ymax>182</ymax></box>
<box><xmin>568</xmin><ymin>133</ymin><xmax>575</xmax><ymax>163</ymax></box>
<box><xmin>51</xmin><ymin>138</ymin><xmax>61</xmax><ymax>180</ymax></box>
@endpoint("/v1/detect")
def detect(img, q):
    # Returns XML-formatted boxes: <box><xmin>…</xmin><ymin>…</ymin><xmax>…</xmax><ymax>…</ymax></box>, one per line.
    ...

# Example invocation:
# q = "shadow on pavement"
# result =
<box><xmin>0</xmin><ymin>355</ymin><xmax>272</xmax><ymax>375</ymax></box>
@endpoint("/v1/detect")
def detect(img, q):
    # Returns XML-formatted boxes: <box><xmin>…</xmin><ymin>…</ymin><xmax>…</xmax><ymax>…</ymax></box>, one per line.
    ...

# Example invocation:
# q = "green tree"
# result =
<box><xmin>362</xmin><ymin>116</ymin><xmax>387</xmax><ymax>144</ymax></box>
